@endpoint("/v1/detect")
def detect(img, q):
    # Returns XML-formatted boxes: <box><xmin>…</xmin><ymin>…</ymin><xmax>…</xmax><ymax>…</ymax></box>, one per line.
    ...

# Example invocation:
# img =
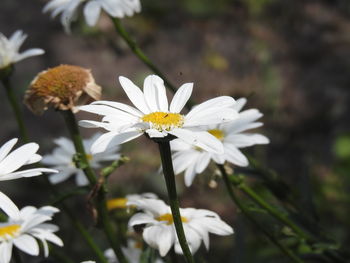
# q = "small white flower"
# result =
<box><xmin>42</xmin><ymin>133</ymin><xmax>121</xmax><ymax>186</ymax></box>
<box><xmin>171</xmin><ymin>98</ymin><xmax>270</xmax><ymax>186</ymax></box>
<box><xmin>79</xmin><ymin>75</ymin><xmax>238</xmax><ymax>154</ymax></box>
<box><xmin>105</xmin><ymin>240</ymin><xmax>164</xmax><ymax>263</ymax></box>
<box><xmin>128</xmin><ymin>198</ymin><xmax>233</xmax><ymax>257</ymax></box>
<box><xmin>0</xmin><ymin>30</ymin><xmax>44</xmax><ymax>70</ymax></box>
<box><xmin>0</xmin><ymin>193</ymin><xmax>63</xmax><ymax>263</ymax></box>
<box><xmin>43</xmin><ymin>0</ymin><xmax>141</xmax><ymax>33</ymax></box>
<box><xmin>0</xmin><ymin>138</ymin><xmax>57</xmax><ymax>181</ymax></box>
<box><xmin>107</xmin><ymin>192</ymin><xmax>158</xmax><ymax>211</ymax></box>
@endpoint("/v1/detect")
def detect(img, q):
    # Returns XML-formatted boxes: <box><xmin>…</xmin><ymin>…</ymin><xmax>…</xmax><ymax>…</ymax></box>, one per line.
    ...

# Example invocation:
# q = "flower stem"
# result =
<box><xmin>64</xmin><ymin>203</ymin><xmax>109</xmax><ymax>263</ymax></box>
<box><xmin>1</xmin><ymin>76</ymin><xmax>29</xmax><ymax>143</ymax></box>
<box><xmin>111</xmin><ymin>18</ymin><xmax>195</xmax><ymax>109</ymax></box>
<box><xmin>60</xmin><ymin>110</ymin><xmax>128</xmax><ymax>263</ymax></box>
<box><xmin>223</xmin><ymin>166</ymin><xmax>311</xmax><ymax>241</ymax></box>
<box><xmin>218</xmin><ymin>165</ymin><xmax>304</xmax><ymax>263</ymax></box>
<box><xmin>157</xmin><ymin>141</ymin><xmax>195</xmax><ymax>263</ymax></box>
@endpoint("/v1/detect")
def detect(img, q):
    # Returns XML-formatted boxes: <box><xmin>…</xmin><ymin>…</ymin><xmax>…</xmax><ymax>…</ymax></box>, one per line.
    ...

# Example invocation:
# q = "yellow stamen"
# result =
<box><xmin>86</xmin><ymin>154</ymin><xmax>93</xmax><ymax>161</ymax></box>
<box><xmin>134</xmin><ymin>241</ymin><xmax>143</xmax><ymax>249</ymax></box>
<box><xmin>141</xmin><ymin>112</ymin><xmax>184</xmax><ymax>131</ymax></box>
<box><xmin>107</xmin><ymin>198</ymin><xmax>128</xmax><ymax>210</ymax></box>
<box><xmin>156</xmin><ymin>213</ymin><xmax>188</xmax><ymax>225</ymax></box>
<box><xmin>0</xmin><ymin>224</ymin><xmax>20</xmax><ymax>238</ymax></box>
<box><xmin>208</xmin><ymin>129</ymin><xmax>224</xmax><ymax>140</ymax></box>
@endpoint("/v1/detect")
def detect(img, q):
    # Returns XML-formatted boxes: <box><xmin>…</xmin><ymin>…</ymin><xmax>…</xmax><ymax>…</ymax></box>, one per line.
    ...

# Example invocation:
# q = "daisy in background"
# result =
<box><xmin>0</xmin><ymin>138</ymin><xmax>57</xmax><ymax>181</ymax></box>
<box><xmin>0</xmin><ymin>30</ymin><xmax>44</xmax><ymax>70</ymax></box>
<box><xmin>107</xmin><ymin>192</ymin><xmax>158</xmax><ymax>211</ymax></box>
<box><xmin>43</xmin><ymin>0</ymin><xmax>141</xmax><ymax>33</ymax></box>
<box><xmin>128</xmin><ymin>198</ymin><xmax>233</xmax><ymax>256</ymax></box>
<box><xmin>0</xmin><ymin>192</ymin><xmax>63</xmax><ymax>263</ymax></box>
<box><xmin>171</xmin><ymin>98</ymin><xmax>270</xmax><ymax>186</ymax></box>
<box><xmin>42</xmin><ymin>133</ymin><xmax>121</xmax><ymax>186</ymax></box>
<box><xmin>79</xmin><ymin>74</ymin><xmax>238</xmax><ymax>154</ymax></box>
<box><xmin>105</xmin><ymin>239</ymin><xmax>164</xmax><ymax>263</ymax></box>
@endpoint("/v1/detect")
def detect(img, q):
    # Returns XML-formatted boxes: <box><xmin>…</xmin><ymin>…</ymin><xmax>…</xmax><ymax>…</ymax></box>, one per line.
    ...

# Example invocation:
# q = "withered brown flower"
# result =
<box><xmin>25</xmin><ymin>64</ymin><xmax>101</xmax><ymax>115</ymax></box>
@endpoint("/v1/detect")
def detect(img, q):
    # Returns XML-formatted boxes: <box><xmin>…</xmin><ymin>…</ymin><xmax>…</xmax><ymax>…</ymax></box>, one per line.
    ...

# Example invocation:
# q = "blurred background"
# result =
<box><xmin>1</xmin><ymin>0</ymin><xmax>350</xmax><ymax>262</ymax></box>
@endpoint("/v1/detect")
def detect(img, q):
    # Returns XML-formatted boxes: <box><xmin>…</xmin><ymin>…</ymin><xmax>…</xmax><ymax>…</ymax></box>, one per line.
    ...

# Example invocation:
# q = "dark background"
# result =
<box><xmin>1</xmin><ymin>0</ymin><xmax>350</xmax><ymax>262</ymax></box>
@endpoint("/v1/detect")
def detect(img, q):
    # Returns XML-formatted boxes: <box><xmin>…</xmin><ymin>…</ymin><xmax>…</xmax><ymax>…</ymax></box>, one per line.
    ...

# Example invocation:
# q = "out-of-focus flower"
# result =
<box><xmin>43</xmin><ymin>0</ymin><xmax>141</xmax><ymax>33</ymax></box>
<box><xmin>105</xmin><ymin>240</ymin><xmax>164</xmax><ymax>263</ymax></box>
<box><xmin>107</xmin><ymin>193</ymin><xmax>157</xmax><ymax>211</ymax></box>
<box><xmin>171</xmin><ymin>98</ymin><xmax>270</xmax><ymax>186</ymax></box>
<box><xmin>42</xmin><ymin>133</ymin><xmax>120</xmax><ymax>186</ymax></box>
<box><xmin>0</xmin><ymin>138</ymin><xmax>57</xmax><ymax>181</ymax></box>
<box><xmin>128</xmin><ymin>198</ymin><xmax>233</xmax><ymax>256</ymax></box>
<box><xmin>0</xmin><ymin>30</ymin><xmax>44</xmax><ymax>70</ymax></box>
<box><xmin>79</xmin><ymin>75</ymin><xmax>237</xmax><ymax>154</ymax></box>
<box><xmin>0</xmin><ymin>192</ymin><xmax>63</xmax><ymax>263</ymax></box>
<box><xmin>25</xmin><ymin>64</ymin><xmax>101</xmax><ymax>115</ymax></box>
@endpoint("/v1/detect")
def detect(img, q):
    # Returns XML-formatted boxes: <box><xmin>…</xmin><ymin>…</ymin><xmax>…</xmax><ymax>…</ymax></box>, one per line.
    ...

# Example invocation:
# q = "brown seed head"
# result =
<box><xmin>25</xmin><ymin>64</ymin><xmax>101</xmax><ymax>115</ymax></box>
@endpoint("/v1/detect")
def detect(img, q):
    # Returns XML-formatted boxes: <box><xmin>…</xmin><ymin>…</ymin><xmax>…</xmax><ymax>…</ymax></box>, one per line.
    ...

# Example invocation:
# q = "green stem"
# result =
<box><xmin>1</xmin><ymin>77</ymin><xmax>29</xmax><ymax>143</ymax></box>
<box><xmin>219</xmin><ymin>165</ymin><xmax>304</xmax><ymax>263</ymax></box>
<box><xmin>64</xmin><ymin>204</ymin><xmax>108</xmax><ymax>263</ymax></box>
<box><xmin>157</xmin><ymin>141</ymin><xmax>195</xmax><ymax>263</ymax></box>
<box><xmin>60</xmin><ymin>110</ymin><xmax>97</xmax><ymax>185</ymax></box>
<box><xmin>225</xmin><ymin>169</ymin><xmax>311</xmax><ymax>242</ymax></box>
<box><xmin>60</xmin><ymin>109</ymin><xmax>128</xmax><ymax>263</ymax></box>
<box><xmin>111</xmin><ymin>18</ymin><xmax>195</xmax><ymax>109</ymax></box>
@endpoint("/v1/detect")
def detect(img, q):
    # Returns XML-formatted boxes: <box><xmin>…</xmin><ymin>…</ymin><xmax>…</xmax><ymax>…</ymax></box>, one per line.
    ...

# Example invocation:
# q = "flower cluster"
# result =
<box><xmin>43</xmin><ymin>0</ymin><xmax>141</xmax><ymax>32</ymax></box>
<box><xmin>0</xmin><ymin>139</ymin><xmax>61</xmax><ymax>263</ymax></box>
<box><xmin>42</xmin><ymin>133</ymin><xmax>121</xmax><ymax>186</ymax></box>
<box><xmin>128</xmin><ymin>197</ymin><xmax>233</xmax><ymax>256</ymax></box>
<box><xmin>171</xmin><ymin>98</ymin><xmax>270</xmax><ymax>186</ymax></box>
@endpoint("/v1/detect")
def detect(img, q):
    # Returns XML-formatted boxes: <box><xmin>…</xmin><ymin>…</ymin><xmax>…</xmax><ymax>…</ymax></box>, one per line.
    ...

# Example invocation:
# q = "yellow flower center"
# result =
<box><xmin>86</xmin><ymin>154</ymin><xmax>93</xmax><ymax>161</ymax></box>
<box><xmin>0</xmin><ymin>224</ymin><xmax>20</xmax><ymax>238</ymax></box>
<box><xmin>107</xmin><ymin>198</ymin><xmax>128</xmax><ymax>210</ymax></box>
<box><xmin>208</xmin><ymin>129</ymin><xmax>224</xmax><ymax>140</ymax></box>
<box><xmin>141</xmin><ymin>112</ymin><xmax>184</xmax><ymax>131</ymax></box>
<box><xmin>156</xmin><ymin>213</ymin><xmax>188</xmax><ymax>225</ymax></box>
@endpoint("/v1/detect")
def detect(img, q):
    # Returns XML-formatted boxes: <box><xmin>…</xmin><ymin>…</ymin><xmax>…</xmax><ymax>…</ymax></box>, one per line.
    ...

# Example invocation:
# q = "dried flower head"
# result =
<box><xmin>25</xmin><ymin>64</ymin><xmax>101</xmax><ymax>115</ymax></box>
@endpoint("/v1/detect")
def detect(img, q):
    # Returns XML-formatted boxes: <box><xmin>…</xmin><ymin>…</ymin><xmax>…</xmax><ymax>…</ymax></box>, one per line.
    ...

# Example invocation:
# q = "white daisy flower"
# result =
<box><xmin>107</xmin><ymin>192</ymin><xmax>158</xmax><ymax>211</ymax></box>
<box><xmin>42</xmin><ymin>133</ymin><xmax>121</xmax><ymax>186</ymax></box>
<box><xmin>105</xmin><ymin>240</ymin><xmax>164</xmax><ymax>263</ymax></box>
<box><xmin>79</xmin><ymin>75</ymin><xmax>238</xmax><ymax>154</ymax></box>
<box><xmin>0</xmin><ymin>192</ymin><xmax>63</xmax><ymax>263</ymax></box>
<box><xmin>0</xmin><ymin>30</ymin><xmax>44</xmax><ymax>70</ymax></box>
<box><xmin>0</xmin><ymin>138</ymin><xmax>57</xmax><ymax>181</ymax></box>
<box><xmin>128</xmin><ymin>198</ymin><xmax>233</xmax><ymax>256</ymax></box>
<box><xmin>43</xmin><ymin>0</ymin><xmax>141</xmax><ymax>33</ymax></box>
<box><xmin>171</xmin><ymin>98</ymin><xmax>270</xmax><ymax>186</ymax></box>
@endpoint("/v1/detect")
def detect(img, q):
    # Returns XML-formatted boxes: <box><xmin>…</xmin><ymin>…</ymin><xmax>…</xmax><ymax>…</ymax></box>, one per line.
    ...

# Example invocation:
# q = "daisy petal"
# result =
<box><xmin>143</xmin><ymin>75</ymin><xmax>168</xmax><ymax>112</ymax></box>
<box><xmin>119</xmin><ymin>76</ymin><xmax>151</xmax><ymax>114</ymax></box>
<box><xmin>13</xmin><ymin>234</ymin><xmax>39</xmax><ymax>256</ymax></box>
<box><xmin>84</xmin><ymin>0</ymin><xmax>101</xmax><ymax>26</ymax></box>
<box><xmin>91</xmin><ymin>130</ymin><xmax>142</xmax><ymax>154</ymax></box>
<box><xmin>186</xmin><ymin>96</ymin><xmax>236</xmax><ymax>120</ymax></box>
<box><xmin>0</xmin><ymin>191</ymin><xmax>20</xmax><ymax>219</ymax></box>
<box><xmin>169</xmin><ymin>83</ymin><xmax>193</xmax><ymax>113</ymax></box>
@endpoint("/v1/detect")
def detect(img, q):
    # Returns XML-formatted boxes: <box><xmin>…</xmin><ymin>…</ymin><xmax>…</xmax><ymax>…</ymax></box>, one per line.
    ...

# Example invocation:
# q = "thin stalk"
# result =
<box><xmin>219</xmin><ymin>165</ymin><xmax>304</xmax><ymax>263</ymax></box>
<box><xmin>64</xmin><ymin>204</ymin><xmax>108</xmax><ymax>263</ymax></box>
<box><xmin>60</xmin><ymin>110</ymin><xmax>97</xmax><ymax>185</ymax></box>
<box><xmin>223</xmin><ymin>167</ymin><xmax>311</xmax><ymax>241</ymax></box>
<box><xmin>61</xmin><ymin>109</ymin><xmax>128</xmax><ymax>263</ymax></box>
<box><xmin>1</xmin><ymin>77</ymin><xmax>29</xmax><ymax>143</ymax></box>
<box><xmin>111</xmin><ymin>18</ymin><xmax>195</xmax><ymax>109</ymax></box>
<box><xmin>157</xmin><ymin>141</ymin><xmax>195</xmax><ymax>263</ymax></box>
